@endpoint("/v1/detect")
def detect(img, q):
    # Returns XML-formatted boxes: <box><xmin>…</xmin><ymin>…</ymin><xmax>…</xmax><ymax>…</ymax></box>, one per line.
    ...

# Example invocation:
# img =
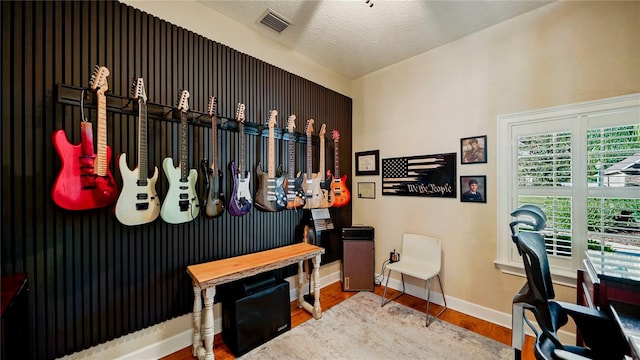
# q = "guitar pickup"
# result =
<box><xmin>137</xmin><ymin>193</ymin><xmax>148</xmax><ymax>200</ymax></box>
<box><xmin>179</xmin><ymin>193</ymin><xmax>189</xmax><ymax>199</ymax></box>
<box><xmin>136</xmin><ymin>203</ymin><xmax>149</xmax><ymax>210</ymax></box>
<box><xmin>137</xmin><ymin>179</ymin><xmax>148</xmax><ymax>186</ymax></box>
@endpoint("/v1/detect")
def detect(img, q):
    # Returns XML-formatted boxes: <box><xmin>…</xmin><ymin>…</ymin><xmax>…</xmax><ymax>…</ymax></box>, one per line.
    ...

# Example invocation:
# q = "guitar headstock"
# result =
<box><xmin>287</xmin><ymin>115</ymin><xmax>297</xmax><ymax>133</ymax></box>
<box><xmin>130</xmin><ymin>77</ymin><xmax>147</xmax><ymax>102</ymax></box>
<box><xmin>89</xmin><ymin>65</ymin><xmax>110</xmax><ymax>95</ymax></box>
<box><xmin>235</xmin><ymin>103</ymin><xmax>246</xmax><ymax>123</ymax></box>
<box><xmin>332</xmin><ymin>129</ymin><xmax>340</xmax><ymax>141</ymax></box>
<box><xmin>306</xmin><ymin>119</ymin><xmax>314</xmax><ymax>136</ymax></box>
<box><xmin>319</xmin><ymin>124</ymin><xmax>326</xmax><ymax>138</ymax></box>
<box><xmin>267</xmin><ymin>110</ymin><xmax>278</xmax><ymax>129</ymax></box>
<box><xmin>177</xmin><ymin>90</ymin><xmax>190</xmax><ymax>112</ymax></box>
<box><xmin>208</xmin><ymin>96</ymin><xmax>217</xmax><ymax>118</ymax></box>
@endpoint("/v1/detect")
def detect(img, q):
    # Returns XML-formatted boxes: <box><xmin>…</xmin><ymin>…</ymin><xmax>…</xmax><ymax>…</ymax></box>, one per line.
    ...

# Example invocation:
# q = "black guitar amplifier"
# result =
<box><xmin>342</xmin><ymin>226</ymin><xmax>375</xmax><ymax>291</ymax></box>
<box><xmin>222</xmin><ymin>275</ymin><xmax>291</xmax><ymax>356</ymax></box>
<box><xmin>342</xmin><ymin>226</ymin><xmax>375</xmax><ymax>240</ymax></box>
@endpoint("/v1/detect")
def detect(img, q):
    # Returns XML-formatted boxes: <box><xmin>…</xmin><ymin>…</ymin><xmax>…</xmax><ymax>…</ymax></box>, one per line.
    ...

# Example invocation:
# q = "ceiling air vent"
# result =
<box><xmin>258</xmin><ymin>9</ymin><xmax>291</xmax><ymax>33</ymax></box>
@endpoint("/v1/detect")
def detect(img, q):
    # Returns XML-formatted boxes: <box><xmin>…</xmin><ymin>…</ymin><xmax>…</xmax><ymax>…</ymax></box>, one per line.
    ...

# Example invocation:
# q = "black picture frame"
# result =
<box><xmin>460</xmin><ymin>175</ymin><xmax>486</xmax><ymax>203</ymax></box>
<box><xmin>461</xmin><ymin>135</ymin><xmax>487</xmax><ymax>164</ymax></box>
<box><xmin>355</xmin><ymin>150</ymin><xmax>380</xmax><ymax>176</ymax></box>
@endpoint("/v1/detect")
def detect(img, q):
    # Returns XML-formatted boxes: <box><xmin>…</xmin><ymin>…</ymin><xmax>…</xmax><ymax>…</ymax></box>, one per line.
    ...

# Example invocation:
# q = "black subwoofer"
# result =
<box><xmin>221</xmin><ymin>275</ymin><xmax>291</xmax><ymax>356</ymax></box>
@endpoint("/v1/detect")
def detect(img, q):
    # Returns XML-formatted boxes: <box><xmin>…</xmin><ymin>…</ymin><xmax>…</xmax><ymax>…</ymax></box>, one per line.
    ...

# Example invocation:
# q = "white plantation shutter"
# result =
<box><xmin>497</xmin><ymin>94</ymin><xmax>640</xmax><ymax>280</ymax></box>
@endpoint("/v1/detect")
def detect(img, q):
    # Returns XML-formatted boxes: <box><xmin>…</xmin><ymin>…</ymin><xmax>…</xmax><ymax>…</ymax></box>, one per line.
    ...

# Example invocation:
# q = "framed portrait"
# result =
<box><xmin>355</xmin><ymin>150</ymin><xmax>380</xmax><ymax>176</ymax></box>
<box><xmin>460</xmin><ymin>175</ymin><xmax>486</xmax><ymax>203</ymax></box>
<box><xmin>357</xmin><ymin>182</ymin><xmax>376</xmax><ymax>199</ymax></box>
<box><xmin>461</xmin><ymin>135</ymin><xmax>487</xmax><ymax>164</ymax></box>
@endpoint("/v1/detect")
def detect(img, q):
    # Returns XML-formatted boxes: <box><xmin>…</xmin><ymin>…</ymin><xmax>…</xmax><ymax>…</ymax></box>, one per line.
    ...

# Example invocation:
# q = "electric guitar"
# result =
<box><xmin>329</xmin><ymin>130</ymin><xmax>351</xmax><ymax>207</ymax></box>
<box><xmin>160</xmin><ymin>90</ymin><xmax>200</xmax><ymax>224</ymax></box>
<box><xmin>114</xmin><ymin>77</ymin><xmax>161</xmax><ymax>225</ymax></box>
<box><xmin>255</xmin><ymin>110</ymin><xmax>287</xmax><ymax>212</ymax></box>
<box><xmin>302</xmin><ymin>119</ymin><xmax>322</xmax><ymax>209</ymax></box>
<box><xmin>51</xmin><ymin>65</ymin><xmax>118</xmax><ymax>210</ymax></box>
<box><xmin>200</xmin><ymin>96</ymin><xmax>225</xmax><ymax>218</ymax></box>
<box><xmin>228</xmin><ymin>103</ymin><xmax>252</xmax><ymax>216</ymax></box>
<box><xmin>284</xmin><ymin>115</ymin><xmax>306</xmax><ymax>209</ymax></box>
<box><xmin>318</xmin><ymin>124</ymin><xmax>335</xmax><ymax>208</ymax></box>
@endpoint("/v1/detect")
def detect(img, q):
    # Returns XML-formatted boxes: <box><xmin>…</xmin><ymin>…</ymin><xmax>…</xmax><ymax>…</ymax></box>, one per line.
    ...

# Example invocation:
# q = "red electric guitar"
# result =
<box><xmin>329</xmin><ymin>130</ymin><xmax>350</xmax><ymax>207</ymax></box>
<box><xmin>51</xmin><ymin>65</ymin><xmax>118</xmax><ymax>210</ymax></box>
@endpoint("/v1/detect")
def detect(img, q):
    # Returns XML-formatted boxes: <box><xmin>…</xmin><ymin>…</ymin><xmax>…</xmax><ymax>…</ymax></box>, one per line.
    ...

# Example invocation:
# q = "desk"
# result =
<box><xmin>610</xmin><ymin>301</ymin><xmax>640</xmax><ymax>359</ymax></box>
<box><xmin>187</xmin><ymin>243</ymin><xmax>325</xmax><ymax>360</ymax></box>
<box><xmin>577</xmin><ymin>250</ymin><xmax>640</xmax><ymax>353</ymax></box>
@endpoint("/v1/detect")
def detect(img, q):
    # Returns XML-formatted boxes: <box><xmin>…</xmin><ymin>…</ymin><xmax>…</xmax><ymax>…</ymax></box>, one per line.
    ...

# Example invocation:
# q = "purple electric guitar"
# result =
<box><xmin>228</xmin><ymin>103</ymin><xmax>252</xmax><ymax>216</ymax></box>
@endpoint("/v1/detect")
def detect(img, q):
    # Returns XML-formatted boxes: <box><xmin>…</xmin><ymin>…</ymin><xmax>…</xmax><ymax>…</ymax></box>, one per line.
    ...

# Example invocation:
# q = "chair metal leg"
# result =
<box><xmin>381</xmin><ymin>271</ymin><xmax>405</xmax><ymax>307</ymax></box>
<box><xmin>425</xmin><ymin>274</ymin><xmax>447</xmax><ymax>327</ymax></box>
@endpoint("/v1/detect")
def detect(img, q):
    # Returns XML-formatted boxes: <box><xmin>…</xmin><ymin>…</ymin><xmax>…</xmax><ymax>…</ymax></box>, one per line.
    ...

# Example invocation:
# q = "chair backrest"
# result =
<box><xmin>401</xmin><ymin>233</ymin><xmax>442</xmax><ymax>270</ymax></box>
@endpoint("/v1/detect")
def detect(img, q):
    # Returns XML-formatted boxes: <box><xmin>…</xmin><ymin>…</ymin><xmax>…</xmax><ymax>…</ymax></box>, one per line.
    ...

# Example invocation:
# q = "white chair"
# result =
<box><xmin>381</xmin><ymin>233</ymin><xmax>447</xmax><ymax>326</ymax></box>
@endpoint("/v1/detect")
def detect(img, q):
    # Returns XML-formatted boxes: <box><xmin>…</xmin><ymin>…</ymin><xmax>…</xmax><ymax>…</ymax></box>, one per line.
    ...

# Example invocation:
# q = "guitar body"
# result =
<box><xmin>200</xmin><ymin>159</ymin><xmax>225</xmax><ymax>218</ymax></box>
<box><xmin>331</xmin><ymin>174</ymin><xmax>351</xmax><ymax>207</ymax></box>
<box><xmin>285</xmin><ymin>173</ymin><xmax>306</xmax><ymax>209</ymax></box>
<box><xmin>51</xmin><ymin>129</ymin><xmax>118</xmax><ymax>210</ymax></box>
<box><xmin>319</xmin><ymin>174</ymin><xmax>335</xmax><ymax>208</ymax></box>
<box><xmin>255</xmin><ymin>164</ymin><xmax>287</xmax><ymax>212</ymax></box>
<box><xmin>302</xmin><ymin>173</ymin><xmax>323</xmax><ymax>209</ymax></box>
<box><xmin>228</xmin><ymin>161</ymin><xmax>252</xmax><ymax>216</ymax></box>
<box><xmin>114</xmin><ymin>153</ymin><xmax>160</xmax><ymax>225</ymax></box>
<box><xmin>160</xmin><ymin>157</ymin><xmax>200</xmax><ymax>224</ymax></box>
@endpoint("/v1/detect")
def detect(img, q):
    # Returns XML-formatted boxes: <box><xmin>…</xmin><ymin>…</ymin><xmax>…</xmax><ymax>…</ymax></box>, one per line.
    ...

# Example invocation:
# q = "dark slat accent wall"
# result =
<box><xmin>0</xmin><ymin>1</ymin><xmax>353</xmax><ymax>359</ymax></box>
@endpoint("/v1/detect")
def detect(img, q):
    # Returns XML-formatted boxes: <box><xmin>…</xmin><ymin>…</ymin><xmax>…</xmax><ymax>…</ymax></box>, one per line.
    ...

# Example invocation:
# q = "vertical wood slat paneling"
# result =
<box><xmin>1</xmin><ymin>1</ymin><xmax>352</xmax><ymax>359</ymax></box>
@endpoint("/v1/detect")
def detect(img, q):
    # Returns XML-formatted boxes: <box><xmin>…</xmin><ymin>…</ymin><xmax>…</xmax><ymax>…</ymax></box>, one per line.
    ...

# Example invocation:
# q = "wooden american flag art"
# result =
<box><xmin>382</xmin><ymin>153</ymin><xmax>457</xmax><ymax>197</ymax></box>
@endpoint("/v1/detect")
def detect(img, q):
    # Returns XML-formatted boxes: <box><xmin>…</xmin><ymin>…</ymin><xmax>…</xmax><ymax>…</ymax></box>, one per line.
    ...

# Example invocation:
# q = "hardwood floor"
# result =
<box><xmin>162</xmin><ymin>281</ymin><xmax>535</xmax><ymax>360</ymax></box>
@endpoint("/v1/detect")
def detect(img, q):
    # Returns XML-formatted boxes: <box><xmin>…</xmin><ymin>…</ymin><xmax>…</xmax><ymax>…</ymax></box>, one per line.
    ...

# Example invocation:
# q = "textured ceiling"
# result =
<box><xmin>198</xmin><ymin>0</ymin><xmax>553</xmax><ymax>79</ymax></box>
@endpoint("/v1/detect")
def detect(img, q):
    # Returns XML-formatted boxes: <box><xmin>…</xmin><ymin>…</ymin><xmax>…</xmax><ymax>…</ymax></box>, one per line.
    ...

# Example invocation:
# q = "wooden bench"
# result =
<box><xmin>187</xmin><ymin>242</ymin><xmax>325</xmax><ymax>360</ymax></box>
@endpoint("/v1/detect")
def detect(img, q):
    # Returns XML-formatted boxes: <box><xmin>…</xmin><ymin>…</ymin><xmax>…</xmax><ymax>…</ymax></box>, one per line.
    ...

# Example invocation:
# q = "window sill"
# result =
<box><xmin>494</xmin><ymin>260</ymin><xmax>577</xmax><ymax>288</ymax></box>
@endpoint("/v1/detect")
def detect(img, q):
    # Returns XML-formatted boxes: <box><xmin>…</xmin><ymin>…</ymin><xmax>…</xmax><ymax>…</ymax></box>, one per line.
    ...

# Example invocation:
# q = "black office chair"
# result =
<box><xmin>510</xmin><ymin>205</ymin><xmax>629</xmax><ymax>360</ymax></box>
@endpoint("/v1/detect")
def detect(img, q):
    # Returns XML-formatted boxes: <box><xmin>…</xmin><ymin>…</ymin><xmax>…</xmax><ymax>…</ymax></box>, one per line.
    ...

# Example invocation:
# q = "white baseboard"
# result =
<box><xmin>57</xmin><ymin>269</ymin><xmax>574</xmax><ymax>359</ymax></box>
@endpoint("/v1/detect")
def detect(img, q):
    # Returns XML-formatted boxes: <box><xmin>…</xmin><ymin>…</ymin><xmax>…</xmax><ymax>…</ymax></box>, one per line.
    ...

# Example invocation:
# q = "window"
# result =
<box><xmin>497</xmin><ymin>94</ymin><xmax>640</xmax><ymax>284</ymax></box>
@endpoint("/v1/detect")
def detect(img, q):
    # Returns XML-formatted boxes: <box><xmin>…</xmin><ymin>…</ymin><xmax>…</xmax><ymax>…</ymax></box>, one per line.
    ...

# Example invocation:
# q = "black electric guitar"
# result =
<box><xmin>284</xmin><ymin>115</ymin><xmax>306</xmax><ymax>209</ymax></box>
<box><xmin>228</xmin><ymin>103</ymin><xmax>252</xmax><ymax>216</ymax></box>
<box><xmin>200</xmin><ymin>96</ymin><xmax>225</xmax><ymax>218</ymax></box>
<box><xmin>255</xmin><ymin>110</ymin><xmax>287</xmax><ymax>212</ymax></box>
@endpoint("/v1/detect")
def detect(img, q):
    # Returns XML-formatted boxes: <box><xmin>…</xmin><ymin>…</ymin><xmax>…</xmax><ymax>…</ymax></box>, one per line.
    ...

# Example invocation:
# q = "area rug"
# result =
<box><xmin>239</xmin><ymin>291</ymin><xmax>512</xmax><ymax>359</ymax></box>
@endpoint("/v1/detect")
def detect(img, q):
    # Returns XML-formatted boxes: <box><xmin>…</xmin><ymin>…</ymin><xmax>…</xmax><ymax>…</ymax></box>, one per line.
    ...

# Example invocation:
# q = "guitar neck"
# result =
<box><xmin>210</xmin><ymin>115</ymin><xmax>218</xmax><ymax>172</ymax></box>
<box><xmin>268</xmin><ymin>127</ymin><xmax>275</xmax><ymax>178</ymax></box>
<box><xmin>306</xmin><ymin>133</ymin><xmax>313</xmax><ymax>177</ymax></box>
<box><xmin>180</xmin><ymin>111</ymin><xmax>189</xmax><ymax>181</ymax></box>
<box><xmin>95</xmin><ymin>93</ymin><xmax>108</xmax><ymax>176</ymax></box>
<box><xmin>288</xmin><ymin>137</ymin><xmax>295</xmax><ymax>179</ymax></box>
<box><xmin>238</xmin><ymin>121</ymin><xmax>245</xmax><ymax>174</ymax></box>
<box><xmin>334</xmin><ymin>140</ymin><xmax>340</xmax><ymax>178</ymax></box>
<box><xmin>138</xmin><ymin>99</ymin><xmax>148</xmax><ymax>179</ymax></box>
<box><xmin>320</xmin><ymin>137</ymin><xmax>326</xmax><ymax>177</ymax></box>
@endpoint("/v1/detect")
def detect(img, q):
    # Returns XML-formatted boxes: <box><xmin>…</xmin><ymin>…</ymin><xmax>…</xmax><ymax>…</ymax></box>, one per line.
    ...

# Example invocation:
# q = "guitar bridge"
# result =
<box><xmin>136</xmin><ymin>203</ymin><xmax>149</xmax><ymax>210</ymax></box>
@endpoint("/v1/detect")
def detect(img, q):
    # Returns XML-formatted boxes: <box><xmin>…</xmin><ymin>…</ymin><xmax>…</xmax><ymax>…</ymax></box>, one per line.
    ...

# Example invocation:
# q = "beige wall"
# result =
<box><xmin>122</xmin><ymin>0</ymin><xmax>640</xmax><ymax>321</ymax></box>
<box><xmin>351</xmin><ymin>0</ymin><xmax>640</xmax><ymax>314</ymax></box>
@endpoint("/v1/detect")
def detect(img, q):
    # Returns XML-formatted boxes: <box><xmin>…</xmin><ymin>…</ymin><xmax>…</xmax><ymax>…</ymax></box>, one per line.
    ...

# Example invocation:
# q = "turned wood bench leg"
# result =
<box><xmin>192</xmin><ymin>285</ymin><xmax>202</xmax><ymax>357</ymax></box>
<box><xmin>312</xmin><ymin>254</ymin><xmax>322</xmax><ymax>319</ymax></box>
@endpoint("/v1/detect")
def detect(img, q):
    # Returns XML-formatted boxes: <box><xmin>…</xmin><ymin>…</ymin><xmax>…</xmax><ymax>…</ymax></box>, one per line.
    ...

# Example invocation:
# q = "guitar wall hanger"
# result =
<box><xmin>57</xmin><ymin>83</ymin><xmax>323</xmax><ymax>143</ymax></box>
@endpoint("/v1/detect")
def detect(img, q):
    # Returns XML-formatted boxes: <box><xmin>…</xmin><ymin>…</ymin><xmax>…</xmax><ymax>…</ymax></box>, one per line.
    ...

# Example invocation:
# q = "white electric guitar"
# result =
<box><xmin>115</xmin><ymin>78</ymin><xmax>161</xmax><ymax>225</ymax></box>
<box><xmin>302</xmin><ymin>119</ymin><xmax>322</xmax><ymax>209</ymax></box>
<box><xmin>160</xmin><ymin>90</ymin><xmax>200</xmax><ymax>224</ymax></box>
